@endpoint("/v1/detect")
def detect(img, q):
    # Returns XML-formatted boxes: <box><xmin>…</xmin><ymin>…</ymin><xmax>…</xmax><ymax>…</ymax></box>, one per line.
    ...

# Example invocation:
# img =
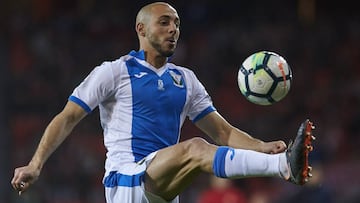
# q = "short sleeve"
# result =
<box><xmin>186</xmin><ymin>70</ymin><xmax>216</xmax><ymax>122</ymax></box>
<box><xmin>69</xmin><ymin>62</ymin><xmax>115</xmax><ymax>112</ymax></box>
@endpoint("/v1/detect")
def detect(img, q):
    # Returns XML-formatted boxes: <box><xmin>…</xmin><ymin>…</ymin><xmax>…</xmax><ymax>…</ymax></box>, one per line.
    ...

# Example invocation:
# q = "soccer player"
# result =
<box><xmin>11</xmin><ymin>2</ymin><xmax>315</xmax><ymax>203</ymax></box>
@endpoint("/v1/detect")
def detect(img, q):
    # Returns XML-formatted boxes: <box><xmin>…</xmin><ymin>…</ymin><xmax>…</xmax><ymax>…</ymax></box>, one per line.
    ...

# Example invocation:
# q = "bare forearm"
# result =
<box><xmin>220</xmin><ymin>126</ymin><xmax>287</xmax><ymax>154</ymax></box>
<box><xmin>196</xmin><ymin>111</ymin><xmax>275</xmax><ymax>153</ymax></box>
<box><xmin>29</xmin><ymin>113</ymin><xmax>78</xmax><ymax>170</ymax></box>
<box><xmin>225</xmin><ymin>127</ymin><xmax>265</xmax><ymax>152</ymax></box>
<box><xmin>11</xmin><ymin>101</ymin><xmax>86</xmax><ymax>195</ymax></box>
<box><xmin>196</xmin><ymin>112</ymin><xmax>264</xmax><ymax>150</ymax></box>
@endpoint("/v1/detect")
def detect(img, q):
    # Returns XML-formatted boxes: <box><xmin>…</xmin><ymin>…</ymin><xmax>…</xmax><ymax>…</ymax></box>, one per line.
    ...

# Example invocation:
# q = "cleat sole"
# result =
<box><xmin>301</xmin><ymin>119</ymin><xmax>315</xmax><ymax>185</ymax></box>
<box><xmin>286</xmin><ymin>119</ymin><xmax>316</xmax><ymax>185</ymax></box>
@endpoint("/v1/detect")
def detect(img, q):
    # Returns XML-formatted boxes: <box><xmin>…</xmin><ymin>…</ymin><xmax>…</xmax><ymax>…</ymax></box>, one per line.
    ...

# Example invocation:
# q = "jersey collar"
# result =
<box><xmin>128</xmin><ymin>50</ymin><xmax>172</xmax><ymax>62</ymax></box>
<box><xmin>129</xmin><ymin>50</ymin><xmax>146</xmax><ymax>60</ymax></box>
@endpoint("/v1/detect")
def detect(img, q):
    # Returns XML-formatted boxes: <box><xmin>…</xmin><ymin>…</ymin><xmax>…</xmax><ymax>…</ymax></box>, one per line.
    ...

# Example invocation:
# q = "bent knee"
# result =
<box><xmin>185</xmin><ymin>137</ymin><xmax>210</xmax><ymax>150</ymax></box>
<box><xmin>184</xmin><ymin>137</ymin><xmax>215</xmax><ymax>158</ymax></box>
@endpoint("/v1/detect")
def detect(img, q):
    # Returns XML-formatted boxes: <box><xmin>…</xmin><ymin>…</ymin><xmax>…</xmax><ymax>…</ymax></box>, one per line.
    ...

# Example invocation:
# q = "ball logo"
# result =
<box><xmin>256</xmin><ymin>78</ymin><xmax>264</xmax><ymax>87</ymax></box>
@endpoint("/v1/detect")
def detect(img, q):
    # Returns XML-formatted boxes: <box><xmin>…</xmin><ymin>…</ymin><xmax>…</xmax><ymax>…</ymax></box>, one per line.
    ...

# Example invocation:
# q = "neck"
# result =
<box><xmin>141</xmin><ymin>50</ymin><xmax>167</xmax><ymax>69</ymax></box>
<box><xmin>139</xmin><ymin>41</ymin><xmax>168</xmax><ymax>68</ymax></box>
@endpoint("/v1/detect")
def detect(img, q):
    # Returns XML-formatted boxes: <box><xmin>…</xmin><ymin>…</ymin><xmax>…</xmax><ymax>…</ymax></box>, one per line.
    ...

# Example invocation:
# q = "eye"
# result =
<box><xmin>159</xmin><ymin>20</ymin><xmax>169</xmax><ymax>26</ymax></box>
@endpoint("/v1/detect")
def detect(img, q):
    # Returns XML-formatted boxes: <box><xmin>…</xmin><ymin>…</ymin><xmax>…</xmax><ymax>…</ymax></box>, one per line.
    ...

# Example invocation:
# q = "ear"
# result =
<box><xmin>136</xmin><ymin>23</ymin><xmax>146</xmax><ymax>37</ymax></box>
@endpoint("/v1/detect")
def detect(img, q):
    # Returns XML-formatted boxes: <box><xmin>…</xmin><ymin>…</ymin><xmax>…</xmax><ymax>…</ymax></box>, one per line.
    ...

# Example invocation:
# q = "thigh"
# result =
<box><xmin>144</xmin><ymin>138</ymin><xmax>217</xmax><ymax>201</ymax></box>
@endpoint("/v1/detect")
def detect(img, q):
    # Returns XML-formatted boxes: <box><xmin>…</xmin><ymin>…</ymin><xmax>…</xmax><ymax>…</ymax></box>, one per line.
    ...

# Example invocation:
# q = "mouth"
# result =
<box><xmin>166</xmin><ymin>38</ymin><xmax>177</xmax><ymax>45</ymax></box>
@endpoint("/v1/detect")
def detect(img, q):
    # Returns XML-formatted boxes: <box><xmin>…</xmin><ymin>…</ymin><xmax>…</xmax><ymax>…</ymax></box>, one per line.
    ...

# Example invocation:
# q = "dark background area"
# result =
<box><xmin>1</xmin><ymin>0</ymin><xmax>359</xmax><ymax>202</ymax></box>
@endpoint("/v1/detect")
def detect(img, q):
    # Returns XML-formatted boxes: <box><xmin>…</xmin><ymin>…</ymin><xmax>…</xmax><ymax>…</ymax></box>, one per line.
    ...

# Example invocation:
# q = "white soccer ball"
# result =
<box><xmin>237</xmin><ymin>51</ymin><xmax>292</xmax><ymax>105</ymax></box>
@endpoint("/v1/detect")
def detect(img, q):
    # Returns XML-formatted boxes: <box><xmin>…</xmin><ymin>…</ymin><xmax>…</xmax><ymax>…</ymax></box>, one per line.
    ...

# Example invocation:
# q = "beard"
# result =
<box><xmin>147</xmin><ymin>33</ymin><xmax>176</xmax><ymax>57</ymax></box>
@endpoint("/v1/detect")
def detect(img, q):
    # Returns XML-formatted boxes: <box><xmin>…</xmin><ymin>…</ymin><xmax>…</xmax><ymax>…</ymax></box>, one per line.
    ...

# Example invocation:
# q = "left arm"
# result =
<box><xmin>195</xmin><ymin>111</ymin><xmax>286</xmax><ymax>154</ymax></box>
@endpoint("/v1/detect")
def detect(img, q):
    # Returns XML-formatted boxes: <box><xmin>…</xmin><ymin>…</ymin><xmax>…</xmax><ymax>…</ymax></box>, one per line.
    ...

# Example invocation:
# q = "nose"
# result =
<box><xmin>169</xmin><ymin>22</ymin><xmax>178</xmax><ymax>34</ymax></box>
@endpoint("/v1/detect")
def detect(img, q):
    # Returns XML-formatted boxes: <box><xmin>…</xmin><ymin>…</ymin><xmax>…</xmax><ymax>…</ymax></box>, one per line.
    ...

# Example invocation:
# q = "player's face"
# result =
<box><xmin>146</xmin><ymin>5</ymin><xmax>180</xmax><ymax>57</ymax></box>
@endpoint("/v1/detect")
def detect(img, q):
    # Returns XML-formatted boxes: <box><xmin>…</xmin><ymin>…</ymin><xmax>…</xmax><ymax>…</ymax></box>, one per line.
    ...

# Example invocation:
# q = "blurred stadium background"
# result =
<box><xmin>1</xmin><ymin>0</ymin><xmax>359</xmax><ymax>202</ymax></box>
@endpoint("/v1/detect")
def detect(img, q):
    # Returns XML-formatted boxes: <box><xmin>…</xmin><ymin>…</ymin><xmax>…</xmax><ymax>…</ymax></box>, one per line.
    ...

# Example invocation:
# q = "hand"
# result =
<box><xmin>261</xmin><ymin>140</ymin><xmax>287</xmax><ymax>154</ymax></box>
<box><xmin>11</xmin><ymin>164</ymin><xmax>40</xmax><ymax>195</ymax></box>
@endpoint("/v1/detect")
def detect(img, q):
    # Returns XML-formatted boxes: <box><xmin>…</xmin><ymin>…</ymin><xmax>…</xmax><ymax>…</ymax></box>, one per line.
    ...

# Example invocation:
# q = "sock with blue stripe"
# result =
<box><xmin>212</xmin><ymin>146</ymin><xmax>289</xmax><ymax>179</ymax></box>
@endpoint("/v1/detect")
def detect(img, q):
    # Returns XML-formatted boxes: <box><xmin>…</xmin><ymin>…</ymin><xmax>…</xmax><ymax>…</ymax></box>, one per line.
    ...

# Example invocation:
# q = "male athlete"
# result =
<box><xmin>12</xmin><ymin>2</ymin><xmax>315</xmax><ymax>203</ymax></box>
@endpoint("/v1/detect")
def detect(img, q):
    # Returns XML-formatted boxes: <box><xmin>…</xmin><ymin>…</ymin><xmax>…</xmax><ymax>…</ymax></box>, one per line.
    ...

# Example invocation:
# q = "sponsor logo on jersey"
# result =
<box><xmin>134</xmin><ymin>72</ymin><xmax>148</xmax><ymax>78</ymax></box>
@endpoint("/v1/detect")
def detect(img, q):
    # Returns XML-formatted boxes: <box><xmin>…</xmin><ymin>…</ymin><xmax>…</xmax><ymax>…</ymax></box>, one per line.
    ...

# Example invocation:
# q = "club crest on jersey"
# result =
<box><xmin>158</xmin><ymin>79</ymin><xmax>165</xmax><ymax>91</ymax></box>
<box><xmin>169</xmin><ymin>70</ymin><xmax>184</xmax><ymax>88</ymax></box>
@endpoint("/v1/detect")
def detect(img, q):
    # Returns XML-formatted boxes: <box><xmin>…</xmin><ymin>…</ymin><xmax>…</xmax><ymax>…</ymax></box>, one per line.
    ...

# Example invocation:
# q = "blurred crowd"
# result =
<box><xmin>1</xmin><ymin>0</ymin><xmax>359</xmax><ymax>202</ymax></box>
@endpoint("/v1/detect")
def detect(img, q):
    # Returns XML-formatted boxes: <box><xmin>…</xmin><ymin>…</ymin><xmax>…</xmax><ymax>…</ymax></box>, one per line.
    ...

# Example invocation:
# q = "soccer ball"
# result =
<box><xmin>237</xmin><ymin>51</ymin><xmax>292</xmax><ymax>105</ymax></box>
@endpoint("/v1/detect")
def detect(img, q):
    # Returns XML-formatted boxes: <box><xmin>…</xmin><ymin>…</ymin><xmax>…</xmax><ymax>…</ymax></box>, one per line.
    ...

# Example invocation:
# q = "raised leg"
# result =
<box><xmin>145</xmin><ymin>137</ymin><xmax>217</xmax><ymax>201</ymax></box>
<box><xmin>144</xmin><ymin>137</ymin><xmax>287</xmax><ymax>201</ymax></box>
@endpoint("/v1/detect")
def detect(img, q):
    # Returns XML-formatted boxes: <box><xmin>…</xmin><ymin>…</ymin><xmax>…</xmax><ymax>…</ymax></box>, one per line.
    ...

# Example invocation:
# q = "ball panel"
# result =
<box><xmin>247</xmin><ymin>69</ymin><xmax>273</xmax><ymax>94</ymax></box>
<box><xmin>271</xmin><ymin>80</ymin><xmax>291</xmax><ymax>101</ymax></box>
<box><xmin>237</xmin><ymin>67</ymin><xmax>248</xmax><ymax>95</ymax></box>
<box><xmin>267</xmin><ymin>54</ymin><xmax>290</xmax><ymax>78</ymax></box>
<box><xmin>242</xmin><ymin>51</ymin><xmax>266</xmax><ymax>71</ymax></box>
<box><xmin>246</xmin><ymin>95</ymin><xmax>272</xmax><ymax>106</ymax></box>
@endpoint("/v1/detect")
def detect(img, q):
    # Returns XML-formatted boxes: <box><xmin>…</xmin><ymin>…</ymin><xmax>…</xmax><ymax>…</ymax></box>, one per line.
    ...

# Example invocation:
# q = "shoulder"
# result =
<box><xmin>100</xmin><ymin>54</ymin><xmax>132</xmax><ymax>69</ymax></box>
<box><xmin>94</xmin><ymin>54</ymin><xmax>134</xmax><ymax>76</ymax></box>
<box><xmin>167</xmin><ymin>62</ymin><xmax>197</xmax><ymax>79</ymax></box>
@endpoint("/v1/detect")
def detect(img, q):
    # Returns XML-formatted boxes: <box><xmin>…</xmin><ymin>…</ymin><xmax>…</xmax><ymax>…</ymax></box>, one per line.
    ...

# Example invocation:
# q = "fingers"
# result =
<box><xmin>11</xmin><ymin>167</ymin><xmax>33</xmax><ymax>195</ymax></box>
<box><xmin>18</xmin><ymin>181</ymin><xmax>32</xmax><ymax>195</ymax></box>
<box><xmin>278</xmin><ymin>141</ymin><xmax>287</xmax><ymax>152</ymax></box>
<box><xmin>11</xmin><ymin>168</ymin><xmax>23</xmax><ymax>194</ymax></box>
<box><xmin>17</xmin><ymin>181</ymin><xmax>31</xmax><ymax>195</ymax></box>
<box><xmin>268</xmin><ymin>141</ymin><xmax>287</xmax><ymax>154</ymax></box>
<box><xmin>17</xmin><ymin>181</ymin><xmax>26</xmax><ymax>195</ymax></box>
<box><xmin>11</xmin><ymin>168</ymin><xmax>21</xmax><ymax>190</ymax></box>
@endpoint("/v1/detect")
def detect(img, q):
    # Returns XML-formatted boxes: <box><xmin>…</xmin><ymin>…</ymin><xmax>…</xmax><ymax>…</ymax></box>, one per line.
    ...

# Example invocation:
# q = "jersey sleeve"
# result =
<box><xmin>186</xmin><ymin>70</ymin><xmax>216</xmax><ymax>122</ymax></box>
<box><xmin>69</xmin><ymin>62</ymin><xmax>115</xmax><ymax>113</ymax></box>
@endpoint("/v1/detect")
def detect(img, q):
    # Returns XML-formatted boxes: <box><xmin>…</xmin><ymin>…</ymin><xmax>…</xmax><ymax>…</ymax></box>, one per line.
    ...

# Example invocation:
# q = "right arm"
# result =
<box><xmin>11</xmin><ymin>101</ymin><xmax>87</xmax><ymax>195</ymax></box>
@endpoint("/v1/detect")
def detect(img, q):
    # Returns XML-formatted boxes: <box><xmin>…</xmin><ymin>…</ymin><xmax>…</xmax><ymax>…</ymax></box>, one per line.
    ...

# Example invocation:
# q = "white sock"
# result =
<box><xmin>212</xmin><ymin>146</ymin><xmax>289</xmax><ymax>179</ymax></box>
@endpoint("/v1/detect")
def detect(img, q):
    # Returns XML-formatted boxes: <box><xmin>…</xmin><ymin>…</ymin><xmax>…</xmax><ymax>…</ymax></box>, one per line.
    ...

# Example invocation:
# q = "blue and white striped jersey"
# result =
<box><xmin>69</xmin><ymin>50</ymin><xmax>216</xmax><ymax>174</ymax></box>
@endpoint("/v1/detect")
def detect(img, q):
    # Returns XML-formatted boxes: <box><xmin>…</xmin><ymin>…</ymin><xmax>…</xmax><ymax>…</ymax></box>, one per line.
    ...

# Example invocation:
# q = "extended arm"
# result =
<box><xmin>11</xmin><ymin>101</ymin><xmax>87</xmax><ymax>194</ymax></box>
<box><xmin>195</xmin><ymin>111</ymin><xmax>286</xmax><ymax>154</ymax></box>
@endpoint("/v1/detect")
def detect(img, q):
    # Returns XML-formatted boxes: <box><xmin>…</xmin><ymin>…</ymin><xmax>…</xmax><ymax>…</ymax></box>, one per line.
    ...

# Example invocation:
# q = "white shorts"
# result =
<box><xmin>103</xmin><ymin>151</ymin><xmax>179</xmax><ymax>203</ymax></box>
